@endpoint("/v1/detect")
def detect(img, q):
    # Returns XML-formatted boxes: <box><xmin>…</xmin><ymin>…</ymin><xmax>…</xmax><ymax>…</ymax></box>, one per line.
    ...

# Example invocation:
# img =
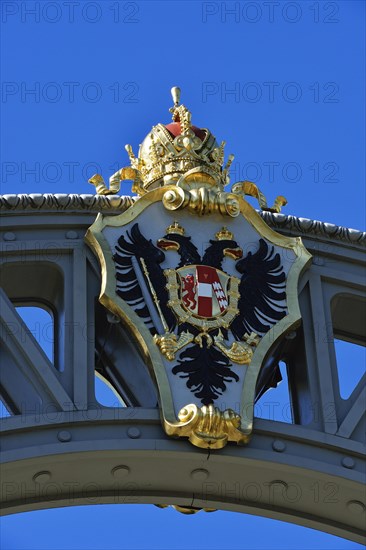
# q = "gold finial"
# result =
<box><xmin>125</xmin><ymin>144</ymin><xmax>136</xmax><ymax>161</ymax></box>
<box><xmin>223</xmin><ymin>154</ymin><xmax>234</xmax><ymax>173</ymax></box>
<box><xmin>171</xmin><ymin>86</ymin><xmax>181</xmax><ymax>107</ymax></box>
<box><xmin>215</xmin><ymin>226</ymin><xmax>234</xmax><ymax>241</ymax></box>
<box><xmin>166</xmin><ymin>221</ymin><xmax>185</xmax><ymax>236</ymax></box>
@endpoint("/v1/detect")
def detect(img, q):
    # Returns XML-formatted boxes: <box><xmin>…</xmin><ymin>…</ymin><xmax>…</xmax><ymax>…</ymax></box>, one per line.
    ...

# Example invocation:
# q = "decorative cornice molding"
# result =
<box><xmin>0</xmin><ymin>194</ymin><xmax>365</xmax><ymax>246</ymax></box>
<box><xmin>260</xmin><ymin>211</ymin><xmax>366</xmax><ymax>246</ymax></box>
<box><xmin>0</xmin><ymin>193</ymin><xmax>135</xmax><ymax>212</ymax></box>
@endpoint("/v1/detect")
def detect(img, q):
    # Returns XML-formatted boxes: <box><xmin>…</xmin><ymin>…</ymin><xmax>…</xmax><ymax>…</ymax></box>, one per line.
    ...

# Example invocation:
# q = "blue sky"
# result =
<box><xmin>0</xmin><ymin>1</ymin><xmax>365</xmax><ymax>548</ymax></box>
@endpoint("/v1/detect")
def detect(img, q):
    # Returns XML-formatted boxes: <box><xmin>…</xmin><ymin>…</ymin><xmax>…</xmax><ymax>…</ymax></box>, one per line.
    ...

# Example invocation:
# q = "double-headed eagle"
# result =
<box><xmin>114</xmin><ymin>223</ymin><xmax>287</xmax><ymax>405</ymax></box>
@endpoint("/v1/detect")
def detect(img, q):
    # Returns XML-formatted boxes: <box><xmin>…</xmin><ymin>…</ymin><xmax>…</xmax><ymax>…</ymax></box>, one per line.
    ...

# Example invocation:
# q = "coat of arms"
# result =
<box><xmin>86</xmin><ymin>88</ymin><xmax>311</xmax><ymax>450</ymax></box>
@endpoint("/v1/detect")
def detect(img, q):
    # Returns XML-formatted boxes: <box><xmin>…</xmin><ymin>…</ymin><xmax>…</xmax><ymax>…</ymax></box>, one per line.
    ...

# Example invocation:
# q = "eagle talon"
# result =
<box><xmin>154</xmin><ymin>333</ymin><xmax>178</xmax><ymax>361</ymax></box>
<box><xmin>213</xmin><ymin>330</ymin><xmax>258</xmax><ymax>365</ymax></box>
<box><xmin>154</xmin><ymin>331</ymin><xmax>195</xmax><ymax>360</ymax></box>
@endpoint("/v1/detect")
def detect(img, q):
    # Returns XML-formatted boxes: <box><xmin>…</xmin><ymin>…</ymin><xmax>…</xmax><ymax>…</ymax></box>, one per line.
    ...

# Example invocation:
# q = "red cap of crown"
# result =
<box><xmin>165</xmin><ymin>122</ymin><xmax>206</xmax><ymax>141</ymax></box>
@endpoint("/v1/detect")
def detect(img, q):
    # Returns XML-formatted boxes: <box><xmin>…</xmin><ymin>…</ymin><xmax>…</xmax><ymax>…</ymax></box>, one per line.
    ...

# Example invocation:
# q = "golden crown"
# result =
<box><xmin>89</xmin><ymin>87</ymin><xmax>288</xmax><ymax>216</ymax></box>
<box><xmin>125</xmin><ymin>87</ymin><xmax>234</xmax><ymax>192</ymax></box>
<box><xmin>166</xmin><ymin>221</ymin><xmax>185</xmax><ymax>236</ymax></box>
<box><xmin>215</xmin><ymin>227</ymin><xmax>234</xmax><ymax>241</ymax></box>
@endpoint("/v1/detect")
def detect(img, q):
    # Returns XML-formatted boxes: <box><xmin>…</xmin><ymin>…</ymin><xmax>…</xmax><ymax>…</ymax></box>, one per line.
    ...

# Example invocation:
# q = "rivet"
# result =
<box><xmin>65</xmin><ymin>230</ymin><xmax>78</xmax><ymax>239</ymax></box>
<box><xmin>107</xmin><ymin>312</ymin><xmax>120</xmax><ymax>324</ymax></box>
<box><xmin>57</xmin><ymin>430</ymin><xmax>71</xmax><ymax>442</ymax></box>
<box><xmin>272</xmin><ymin>440</ymin><xmax>286</xmax><ymax>452</ymax></box>
<box><xmin>127</xmin><ymin>427</ymin><xmax>141</xmax><ymax>439</ymax></box>
<box><xmin>347</xmin><ymin>500</ymin><xmax>365</xmax><ymax>514</ymax></box>
<box><xmin>112</xmin><ymin>465</ymin><xmax>130</xmax><ymax>479</ymax></box>
<box><xmin>3</xmin><ymin>232</ymin><xmax>16</xmax><ymax>241</ymax></box>
<box><xmin>33</xmin><ymin>471</ymin><xmax>51</xmax><ymax>483</ymax></box>
<box><xmin>191</xmin><ymin>469</ymin><xmax>209</xmax><ymax>481</ymax></box>
<box><xmin>341</xmin><ymin>456</ymin><xmax>355</xmax><ymax>469</ymax></box>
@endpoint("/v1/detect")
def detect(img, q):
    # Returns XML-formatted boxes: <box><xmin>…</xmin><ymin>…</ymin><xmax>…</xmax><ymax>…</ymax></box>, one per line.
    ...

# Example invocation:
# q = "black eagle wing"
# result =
<box><xmin>113</xmin><ymin>223</ymin><xmax>176</xmax><ymax>334</ymax></box>
<box><xmin>231</xmin><ymin>239</ymin><xmax>287</xmax><ymax>339</ymax></box>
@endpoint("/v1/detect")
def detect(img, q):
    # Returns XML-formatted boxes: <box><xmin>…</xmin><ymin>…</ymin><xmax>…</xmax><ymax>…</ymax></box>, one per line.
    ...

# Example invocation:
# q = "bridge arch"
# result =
<box><xmin>0</xmin><ymin>194</ymin><xmax>365</xmax><ymax>544</ymax></box>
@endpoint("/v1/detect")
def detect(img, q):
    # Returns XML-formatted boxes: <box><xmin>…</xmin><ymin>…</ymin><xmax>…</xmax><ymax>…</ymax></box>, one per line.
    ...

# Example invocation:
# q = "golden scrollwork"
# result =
<box><xmin>162</xmin><ymin>181</ymin><xmax>240</xmax><ymax>217</ymax></box>
<box><xmin>89</xmin><ymin>166</ymin><xmax>144</xmax><ymax>196</ymax></box>
<box><xmin>165</xmin><ymin>403</ymin><xmax>249</xmax><ymax>449</ymax></box>
<box><xmin>156</xmin><ymin>504</ymin><xmax>216</xmax><ymax>515</ymax></box>
<box><xmin>231</xmin><ymin>180</ymin><xmax>287</xmax><ymax>213</ymax></box>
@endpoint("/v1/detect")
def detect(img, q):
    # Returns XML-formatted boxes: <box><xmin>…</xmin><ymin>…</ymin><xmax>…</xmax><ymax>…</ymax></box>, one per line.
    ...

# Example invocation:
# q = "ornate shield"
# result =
<box><xmin>165</xmin><ymin>263</ymin><xmax>239</xmax><ymax>328</ymax></box>
<box><xmin>86</xmin><ymin>88</ymin><xmax>311</xmax><ymax>450</ymax></box>
<box><xmin>175</xmin><ymin>265</ymin><xmax>231</xmax><ymax>319</ymax></box>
